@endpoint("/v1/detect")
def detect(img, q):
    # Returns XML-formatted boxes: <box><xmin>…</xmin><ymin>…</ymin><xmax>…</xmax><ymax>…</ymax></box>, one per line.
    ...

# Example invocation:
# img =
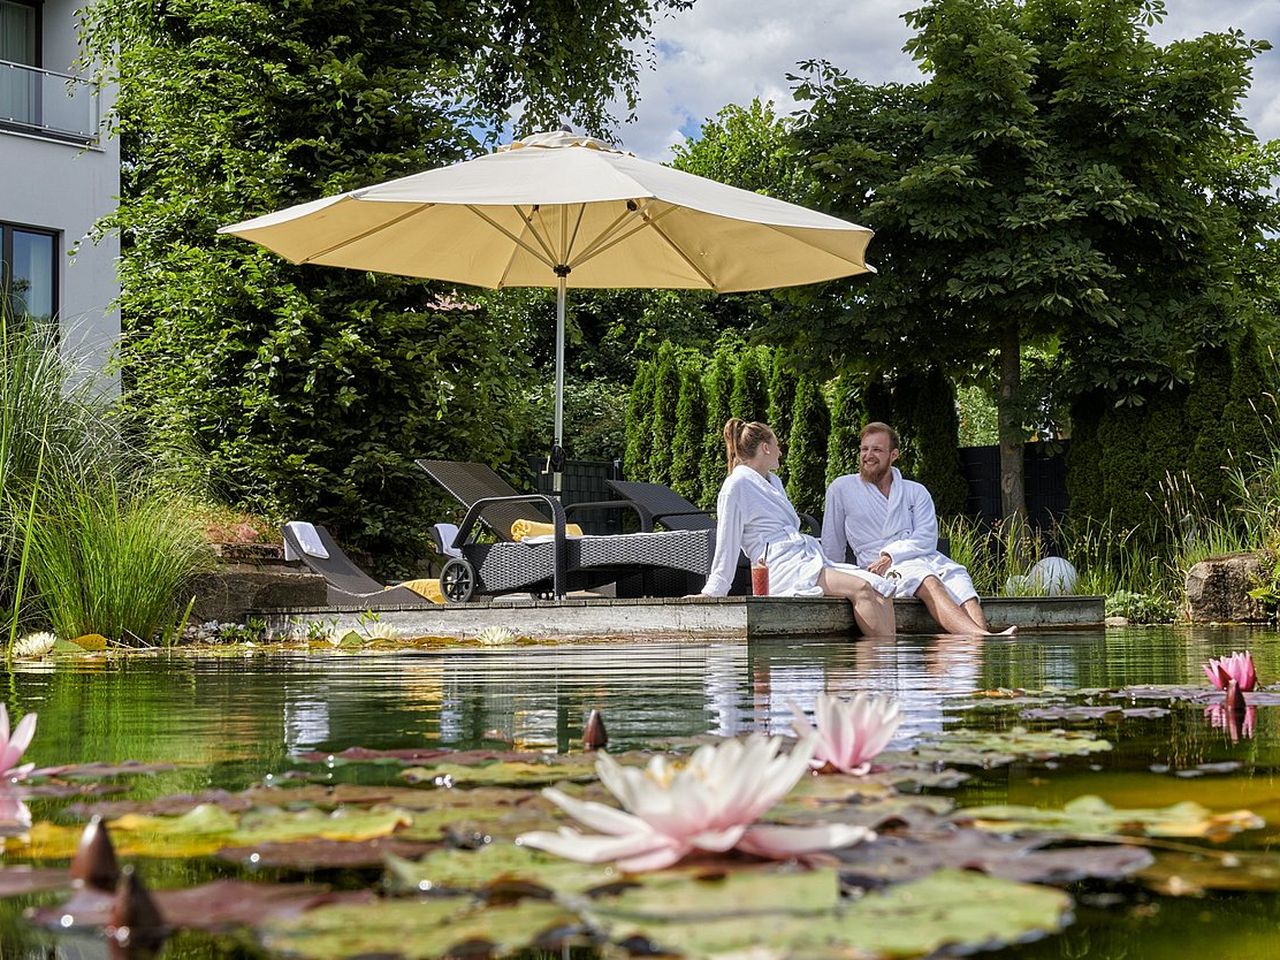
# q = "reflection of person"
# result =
<box><xmin>822</xmin><ymin>422</ymin><xmax>1014</xmax><ymax>637</ymax></box>
<box><xmin>699</xmin><ymin>419</ymin><xmax>896</xmax><ymax>637</ymax></box>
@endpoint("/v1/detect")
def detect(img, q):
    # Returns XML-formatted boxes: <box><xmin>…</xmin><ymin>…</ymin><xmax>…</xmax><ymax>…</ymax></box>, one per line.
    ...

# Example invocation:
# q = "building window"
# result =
<box><xmin>0</xmin><ymin>0</ymin><xmax>40</xmax><ymax>128</ymax></box>
<box><xmin>1</xmin><ymin>222</ymin><xmax>58</xmax><ymax>325</ymax></box>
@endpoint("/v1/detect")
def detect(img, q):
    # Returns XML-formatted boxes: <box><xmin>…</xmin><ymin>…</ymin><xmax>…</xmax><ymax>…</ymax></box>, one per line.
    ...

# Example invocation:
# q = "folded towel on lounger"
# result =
<box><xmin>396</xmin><ymin>578</ymin><xmax>444</xmax><ymax>604</ymax></box>
<box><xmin>511</xmin><ymin>519</ymin><xmax>583</xmax><ymax>542</ymax></box>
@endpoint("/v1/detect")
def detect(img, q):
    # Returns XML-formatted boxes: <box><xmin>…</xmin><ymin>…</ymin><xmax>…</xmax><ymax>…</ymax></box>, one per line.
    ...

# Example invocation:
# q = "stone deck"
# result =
<box><xmin>256</xmin><ymin>594</ymin><xmax>1104</xmax><ymax>640</ymax></box>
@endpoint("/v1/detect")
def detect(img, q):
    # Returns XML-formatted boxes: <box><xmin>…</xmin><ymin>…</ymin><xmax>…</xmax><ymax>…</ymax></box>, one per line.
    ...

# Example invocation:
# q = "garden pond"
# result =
<box><xmin>1</xmin><ymin>625</ymin><xmax>1279</xmax><ymax>959</ymax></box>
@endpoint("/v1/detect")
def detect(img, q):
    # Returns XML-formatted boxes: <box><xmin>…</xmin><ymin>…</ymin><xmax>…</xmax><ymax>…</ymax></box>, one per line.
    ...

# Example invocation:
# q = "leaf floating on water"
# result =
<box><xmin>30</xmin><ymin>879</ymin><xmax>374</xmax><ymax>932</ymax></box>
<box><xmin>219</xmin><ymin>837</ymin><xmax>441</xmax><ymax>870</ymax></box>
<box><xmin>384</xmin><ymin>843</ymin><xmax>626</xmax><ymax>898</ymax></box>
<box><xmin>834</xmin><ymin>828</ymin><xmax>1154</xmax><ymax>888</ymax></box>
<box><xmin>587</xmin><ymin>868</ymin><xmax>1068</xmax><ymax>959</ymax></box>
<box><xmin>263</xmin><ymin>898</ymin><xmax>585</xmax><ymax>960</ymax></box>
<box><xmin>1104</xmin><ymin>685</ymin><xmax>1280</xmax><ymax>706</ymax></box>
<box><xmin>0</xmin><ymin>867</ymin><xmax>68</xmax><ymax>898</ymax></box>
<box><xmin>954</xmin><ymin>794</ymin><xmax>1265</xmax><ymax>840</ymax></box>
<box><xmin>401</xmin><ymin>757</ymin><xmax>599</xmax><ymax>787</ymax></box>
<box><xmin>1020</xmin><ymin>705</ymin><xmax>1169</xmax><ymax>721</ymax></box>
<box><xmin>1139</xmin><ymin>849</ymin><xmax>1280</xmax><ymax>895</ymax></box>
<box><xmin>905</xmin><ymin>726</ymin><xmax>1112</xmax><ymax>767</ymax></box>
<box><xmin>29</xmin><ymin>760</ymin><xmax>178</xmax><ymax>780</ymax></box>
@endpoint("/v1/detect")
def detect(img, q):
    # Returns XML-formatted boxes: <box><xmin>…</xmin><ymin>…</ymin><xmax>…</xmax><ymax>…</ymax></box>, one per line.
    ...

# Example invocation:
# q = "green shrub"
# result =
<box><xmin>648</xmin><ymin>342</ymin><xmax>682</xmax><ymax>485</ymax></box>
<box><xmin>786</xmin><ymin>376</ymin><xmax>830</xmax><ymax>519</ymax></box>
<box><xmin>624</xmin><ymin>361</ymin><xmax>655</xmax><ymax>481</ymax></box>
<box><xmin>670</xmin><ymin>361</ymin><xmax>707</xmax><ymax>504</ymax></box>
<box><xmin>1185</xmin><ymin>344</ymin><xmax>1234</xmax><ymax>511</ymax></box>
<box><xmin>1065</xmin><ymin>391</ymin><xmax>1106</xmax><ymax>524</ymax></box>
<box><xmin>1225</xmin><ymin>327</ymin><xmax>1272</xmax><ymax>468</ymax></box>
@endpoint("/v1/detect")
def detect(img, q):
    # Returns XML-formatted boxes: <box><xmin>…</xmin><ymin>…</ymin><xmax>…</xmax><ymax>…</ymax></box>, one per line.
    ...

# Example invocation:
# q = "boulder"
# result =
<box><xmin>1184</xmin><ymin>553</ymin><xmax>1269</xmax><ymax>623</ymax></box>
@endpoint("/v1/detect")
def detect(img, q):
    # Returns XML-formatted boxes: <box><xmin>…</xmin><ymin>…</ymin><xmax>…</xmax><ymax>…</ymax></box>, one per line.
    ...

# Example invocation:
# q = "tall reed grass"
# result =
<box><xmin>18</xmin><ymin>471</ymin><xmax>212</xmax><ymax>644</ymax></box>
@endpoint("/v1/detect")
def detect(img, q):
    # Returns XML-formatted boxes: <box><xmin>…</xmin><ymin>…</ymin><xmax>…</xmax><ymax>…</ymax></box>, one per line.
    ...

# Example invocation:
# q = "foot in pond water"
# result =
<box><xmin>998</xmin><ymin>625</ymin><xmax>1018</xmax><ymax>636</ymax></box>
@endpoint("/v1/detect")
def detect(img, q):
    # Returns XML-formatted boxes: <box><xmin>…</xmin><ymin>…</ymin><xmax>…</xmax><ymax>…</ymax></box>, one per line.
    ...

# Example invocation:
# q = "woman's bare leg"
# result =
<box><xmin>917</xmin><ymin>577</ymin><xmax>1015</xmax><ymax>636</ymax></box>
<box><xmin>818</xmin><ymin>568</ymin><xmax>896</xmax><ymax>637</ymax></box>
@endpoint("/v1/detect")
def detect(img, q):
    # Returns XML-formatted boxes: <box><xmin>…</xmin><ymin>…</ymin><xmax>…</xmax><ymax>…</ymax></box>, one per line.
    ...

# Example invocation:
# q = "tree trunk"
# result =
<box><xmin>997</xmin><ymin>326</ymin><xmax>1026</xmax><ymax>519</ymax></box>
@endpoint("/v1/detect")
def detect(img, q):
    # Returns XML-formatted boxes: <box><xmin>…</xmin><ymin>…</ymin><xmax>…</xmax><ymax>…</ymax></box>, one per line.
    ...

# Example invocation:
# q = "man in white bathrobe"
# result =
<box><xmin>822</xmin><ymin>422</ymin><xmax>1008</xmax><ymax>636</ymax></box>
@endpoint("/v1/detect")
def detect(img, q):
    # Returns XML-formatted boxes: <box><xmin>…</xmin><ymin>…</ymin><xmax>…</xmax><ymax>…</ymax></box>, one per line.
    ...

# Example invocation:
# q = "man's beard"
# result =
<box><xmin>860</xmin><ymin>461</ymin><xmax>891</xmax><ymax>485</ymax></box>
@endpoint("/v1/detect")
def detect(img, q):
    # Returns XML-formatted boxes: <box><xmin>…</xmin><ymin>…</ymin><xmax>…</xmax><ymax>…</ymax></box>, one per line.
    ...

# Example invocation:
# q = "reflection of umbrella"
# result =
<box><xmin>221</xmin><ymin>131</ymin><xmax>875</xmax><ymax>480</ymax></box>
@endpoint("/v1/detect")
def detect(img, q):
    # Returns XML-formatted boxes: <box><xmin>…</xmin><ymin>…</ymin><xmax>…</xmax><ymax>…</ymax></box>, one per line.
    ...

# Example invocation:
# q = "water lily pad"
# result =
<box><xmin>69</xmin><ymin>633</ymin><xmax>109</xmax><ymax>651</ymax></box>
<box><xmin>30</xmin><ymin>879</ymin><xmax>374</xmax><ymax>932</ymax></box>
<box><xmin>296</xmin><ymin>747</ymin><xmax>534</xmax><ymax>766</ymax></box>
<box><xmin>30</xmin><ymin>760</ymin><xmax>178</xmax><ymax>780</ymax></box>
<box><xmin>589</xmin><ymin>868</ymin><xmax>1069</xmax><ymax>959</ymax></box>
<box><xmin>262</xmin><ymin>897</ymin><xmax>586</xmax><ymax>959</ymax></box>
<box><xmin>21</xmin><ymin>804</ymin><xmax>415</xmax><ymax>859</ymax></box>
<box><xmin>1138</xmin><ymin>849</ymin><xmax>1280</xmax><ymax>895</ymax></box>
<box><xmin>218</xmin><ymin>837</ymin><xmax>442</xmax><ymax>870</ymax></box>
<box><xmin>401</xmin><ymin>757</ymin><xmax>599</xmax><ymax>787</ymax></box>
<box><xmin>384</xmin><ymin>843</ymin><xmax>626</xmax><ymax>897</ymax></box>
<box><xmin>1019</xmin><ymin>705</ymin><xmax>1169</xmax><ymax>721</ymax></box>
<box><xmin>834</xmin><ymin>828</ymin><xmax>1154</xmax><ymax>888</ymax></box>
<box><xmin>900</xmin><ymin>727</ymin><xmax>1112</xmax><ymax>768</ymax></box>
<box><xmin>1104</xmin><ymin>685</ymin><xmax>1280</xmax><ymax>706</ymax></box>
<box><xmin>0</xmin><ymin>867</ymin><xmax>68</xmax><ymax>897</ymax></box>
<box><xmin>954</xmin><ymin>794</ymin><xmax>1264</xmax><ymax>840</ymax></box>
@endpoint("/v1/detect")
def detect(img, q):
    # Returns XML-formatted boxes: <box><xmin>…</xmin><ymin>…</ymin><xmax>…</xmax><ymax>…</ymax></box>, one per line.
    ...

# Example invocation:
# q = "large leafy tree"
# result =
<box><xmin>790</xmin><ymin>0</ymin><xmax>1277</xmax><ymax>518</ymax></box>
<box><xmin>82</xmin><ymin>0</ymin><xmax>692</xmax><ymax>568</ymax></box>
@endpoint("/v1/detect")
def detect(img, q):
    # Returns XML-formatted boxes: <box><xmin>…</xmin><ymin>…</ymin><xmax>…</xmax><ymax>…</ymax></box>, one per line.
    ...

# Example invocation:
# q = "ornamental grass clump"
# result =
<box><xmin>19</xmin><ymin>472</ymin><xmax>212</xmax><ymax>646</ymax></box>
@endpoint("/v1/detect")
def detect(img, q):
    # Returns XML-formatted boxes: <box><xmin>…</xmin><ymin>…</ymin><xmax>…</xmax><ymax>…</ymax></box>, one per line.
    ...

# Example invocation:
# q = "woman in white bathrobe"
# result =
<box><xmin>699</xmin><ymin>419</ymin><xmax>896</xmax><ymax>637</ymax></box>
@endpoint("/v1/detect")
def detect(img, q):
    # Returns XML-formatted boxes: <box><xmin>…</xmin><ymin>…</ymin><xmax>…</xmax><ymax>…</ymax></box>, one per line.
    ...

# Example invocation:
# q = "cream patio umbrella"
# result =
<box><xmin>220</xmin><ymin>130</ymin><xmax>875</xmax><ymax>484</ymax></box>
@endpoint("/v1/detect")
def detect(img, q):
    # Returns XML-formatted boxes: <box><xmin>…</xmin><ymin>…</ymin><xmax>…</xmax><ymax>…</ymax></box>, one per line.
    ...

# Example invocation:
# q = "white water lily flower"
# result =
<box><xmin>13</xmin><ymin>632</ymin><xmax>56</xmax><ymax>659</ymax></box>
<box><xmin>518</xmin><ymin>735</ymin><xmax>873</xmax><ymax>872</ymax></box>
<box><xmin>474</xmin><ymin>626</ymin><xmax>516</xmax><ymax>646</ymax></box>
<box><xmin>791</xmin><ymin>693</ymin><xmax>903</xmax><ymax>776</ymax></box>
<box><xmin>360</xmin><ymin>622</ymin><xmax>400</xmax><ymax>641</ymax></box>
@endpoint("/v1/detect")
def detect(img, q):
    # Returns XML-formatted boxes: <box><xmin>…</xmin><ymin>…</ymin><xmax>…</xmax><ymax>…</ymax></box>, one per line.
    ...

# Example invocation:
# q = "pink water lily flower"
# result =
<box><xmin>0</xmin><ymin>704</ymin><xmax>36</xmax><ymax>781</ymax></box>
<box><xmin>1205</xmin><ymin>702</ymin><xmax>1256</xmax><ymax>743</ymax></box>
<box><xmin>791</xmin><ymin>693</ymin><xmax>903</xmax><ymax>776</ymax></box>
<box><xmin>1203</xmin><ymin>652</ymin><xmax>1257</xmax><ymax>693</ymax></box>
<box><xmin>517</xmin><ymin>735</ymin><xmax>873</xmax><ymax>872</ymax></box>
<box><xmin>0</xmin><ymin>790</ymin><xmax>31</xmax><ymax>835</ymax></box>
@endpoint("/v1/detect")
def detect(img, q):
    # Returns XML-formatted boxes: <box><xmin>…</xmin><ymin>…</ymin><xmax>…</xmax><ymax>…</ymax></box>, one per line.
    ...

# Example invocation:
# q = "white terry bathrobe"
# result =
<box><xmin>701</xmin><ymin>465</ymin><xmax>896</xmax><ymax>598</ymax></box>
<box><xmin>821</xmin><ymin>467</ymin><xmax>978</xmax><ymax>605</ymax></box>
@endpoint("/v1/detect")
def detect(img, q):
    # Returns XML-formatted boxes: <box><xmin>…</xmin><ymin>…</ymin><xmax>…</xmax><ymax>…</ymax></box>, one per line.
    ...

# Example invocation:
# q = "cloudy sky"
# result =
<box><xmin>613</xmin><ymin>0</ymin><xmax>1280</xmax><ymax>161</ymax></box>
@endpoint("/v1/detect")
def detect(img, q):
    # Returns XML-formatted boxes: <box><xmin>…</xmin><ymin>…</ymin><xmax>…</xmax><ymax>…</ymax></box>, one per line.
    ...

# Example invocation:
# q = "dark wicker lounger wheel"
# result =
<box><xmin>439</xmin><ymin>557</ymin><xmax>476</xmax><ymax>604</ymax></box>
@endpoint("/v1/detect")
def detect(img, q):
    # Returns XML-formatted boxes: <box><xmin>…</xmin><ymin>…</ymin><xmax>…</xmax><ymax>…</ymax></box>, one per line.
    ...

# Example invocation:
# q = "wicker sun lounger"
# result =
<box><xmin>417</xmin><ymin>460</ymin><xmax>714</xmax><ymax>602</ymax></box>
<box><xmin>282</xmin><ymin>521</ymin><xmax>435</xmax><ymax>608</ymax></box>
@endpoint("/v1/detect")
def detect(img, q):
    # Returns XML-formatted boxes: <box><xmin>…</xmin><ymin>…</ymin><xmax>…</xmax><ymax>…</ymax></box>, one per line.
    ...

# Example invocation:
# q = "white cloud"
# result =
<box><xmin>615</xmin><ymin>0</ymin><xmax>1280</xmax><ymax>160</ymax></box>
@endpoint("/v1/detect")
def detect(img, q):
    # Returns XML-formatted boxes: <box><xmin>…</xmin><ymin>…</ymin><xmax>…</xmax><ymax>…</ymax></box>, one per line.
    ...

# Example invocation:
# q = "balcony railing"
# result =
<box><xmin>0</xmin><ymin>59</ymin><xmax>100</xmax><ymax>144</ymax></box>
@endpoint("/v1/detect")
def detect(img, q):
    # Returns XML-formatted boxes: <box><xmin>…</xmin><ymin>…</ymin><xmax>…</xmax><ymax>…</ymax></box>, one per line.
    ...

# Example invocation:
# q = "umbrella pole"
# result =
<box><xmin>552</xmin><ymin>272</ymin><xmax>567</xmax><ymax>494</ymax></box>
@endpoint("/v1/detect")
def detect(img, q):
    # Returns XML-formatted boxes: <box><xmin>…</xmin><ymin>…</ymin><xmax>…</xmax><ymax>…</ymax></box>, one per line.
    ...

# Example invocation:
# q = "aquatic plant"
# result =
<box><xmin>0</xmin><ymin>703</ymin><xmax>36</xmax><ymax>780</ymax></box>
<box><xmin>1205</xmin><ymin>702</ymin><xmax>1256</xmax><ymax>743</ymax></box>
<box><xmin>473</xmin><ymin>626</ymin><xmax>516</xmax><ymax>646</ymax></box>
<box><xmin>359</xmin><ymin>622</ymin><xmax>401</xmax><ymax>641</ymax></box>
<box><xmin>12</xmin><ymin>631</ymin><xmax>55</xmax><ymax>658</ymax></box>
<box><xmin>518</xmin><ymin>735</ymin><xmax>872</xmax><ymax>871</ymax></box>
<box><xmin>790</xmin><ymin>693</ymin><xmax>902</xmax><ymax>775</ymax></box>
<box><xmin>1203</xmin><ymin>651</ymin><xmax>1257</xmax><ymax>692</ymax></box>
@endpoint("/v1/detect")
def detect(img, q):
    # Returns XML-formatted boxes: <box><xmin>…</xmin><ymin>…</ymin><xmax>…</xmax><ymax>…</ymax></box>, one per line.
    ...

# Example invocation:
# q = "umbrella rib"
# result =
<box><xmin>465</xmin><ymin>206</ymin><xmax>556</xmax><ymax>270</ymax></box>
<box><xmin>643</xmin><ymin>216</ymin><xmax>718</xmax><ymax>289</ymax></box>
<box><xmin>568</xmin><ymin>204</ymin><xmax>647</xmax><ymax>267</ymax></box>
<box><xmin>297</xmin><ymin>204</ymin><xmax>436</xmax><ymax>264</ymax></box>
<box><xmin>565</xmin><ymin>204</ymin><xmax>587</xmax><ymax>264</ymax></box>
<box><xmin>520</xmin><ymin>206</ymin><xmax>561</xmax><ymax>266</ymax></box>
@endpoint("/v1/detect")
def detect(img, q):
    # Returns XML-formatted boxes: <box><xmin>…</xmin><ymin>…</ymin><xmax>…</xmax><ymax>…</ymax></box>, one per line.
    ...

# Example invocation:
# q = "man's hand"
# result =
<box><xmin>867</xmin><ymin>554</ymin><xmax>892</xmax><ymax>577</ymax></box>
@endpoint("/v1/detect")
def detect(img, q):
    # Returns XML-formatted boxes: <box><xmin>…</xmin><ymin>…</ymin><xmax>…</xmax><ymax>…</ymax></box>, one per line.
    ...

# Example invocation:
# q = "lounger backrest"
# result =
<box><xmin>607</xmin><ymin>480</ymin><xmax>716</xmax><ymax>531</ymax></box>
<box><xmin>417</xmin><ymin>459</ymin><xmax>550</xmax><ymax>540</ymax></box>
<box><xmin>281</xmin><ymin>523</ymin><xmax>385</xmax><ymax>595</ymax></box>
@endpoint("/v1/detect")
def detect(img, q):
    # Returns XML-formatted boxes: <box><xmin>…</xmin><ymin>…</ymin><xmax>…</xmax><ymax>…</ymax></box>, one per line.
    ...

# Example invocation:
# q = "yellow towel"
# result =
<box><xmin>510</xmin><ymin>519</ymin><xmax>583</xmax><ymax>541</ymax></box>
<box><xmin>396</xmin><ymin>578</ymin><xmax>444</xmax><ymax>604</ymax></box>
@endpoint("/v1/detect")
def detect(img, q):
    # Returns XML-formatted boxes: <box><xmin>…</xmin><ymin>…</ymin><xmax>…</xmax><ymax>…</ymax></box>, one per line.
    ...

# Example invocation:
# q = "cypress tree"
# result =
<box><xmin>910</xmin><ymin>367</ymin><xmax>969</xmax><ymax>516</ymax></box>
<box><xmin>786</xmin><ymin>376</ymin><xmax>831</xmax><ymax>519</ymax></box>
<box><xmin>827</xmin><ymin>372</ymin><xmax>865</xmax><ymax>485</ymax></box>
<box><xmin>1100</xmin><ymin>401</ymin><xmax>1152</xmax><ymax>536</ymax></box>
<box><xmin>1141</xmin><ymin>386</ymin><xmax>1190</xmax><ymax>541</ymax></box>
<box><xmin>648</xmin><ymin>341</ymin><xmax>682</xmax><ymax>486</ymax></box>
<box><xmin>699</xmin><ymin>337</ymin><xmax>740</xmax><ymax>507</ymax></box>
<box><xmin>1065</xmin><ymin>391</ymin><xmax>1106</xmax><ymax>524</ymax></box>
<box><xmin>670</xmin><ymin>358</ymin><xmax>707</xmax><ymax>504</ymax></box>
<box><xmin>889</xmin><ymin>369</ymin><xmax>923</xmax><ymax>476</ymax></box>
<box><xmin>623</xmin><ymin>361</ymin><xmax>655</xmax><ymax>481</ymax></box>
<box><xmin>767</xmin><ymin>351</ymin><xmax>799</xmax><ymax>483</ymax></box>
<box><xmin>1185</xmin><ymin>344</ymin><xmax>1233</xmax><ymax>511</ymax></box>
<box><xmin>1224</xmin><ymin>327</ymin><xmax>1272</xmax><ymax>472</ymax></box>
<box><xmin>730</xmin><ymin>348</ymin><xmax>769</xmax><ymax>425</ymax></box>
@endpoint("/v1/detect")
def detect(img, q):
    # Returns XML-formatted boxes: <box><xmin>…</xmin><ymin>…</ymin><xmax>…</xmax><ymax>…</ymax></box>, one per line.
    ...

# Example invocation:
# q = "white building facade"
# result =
<box><xmin>1</xmin><ymin>0</ymin><xmax>119</xmax><ymax>389</ymax></box>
